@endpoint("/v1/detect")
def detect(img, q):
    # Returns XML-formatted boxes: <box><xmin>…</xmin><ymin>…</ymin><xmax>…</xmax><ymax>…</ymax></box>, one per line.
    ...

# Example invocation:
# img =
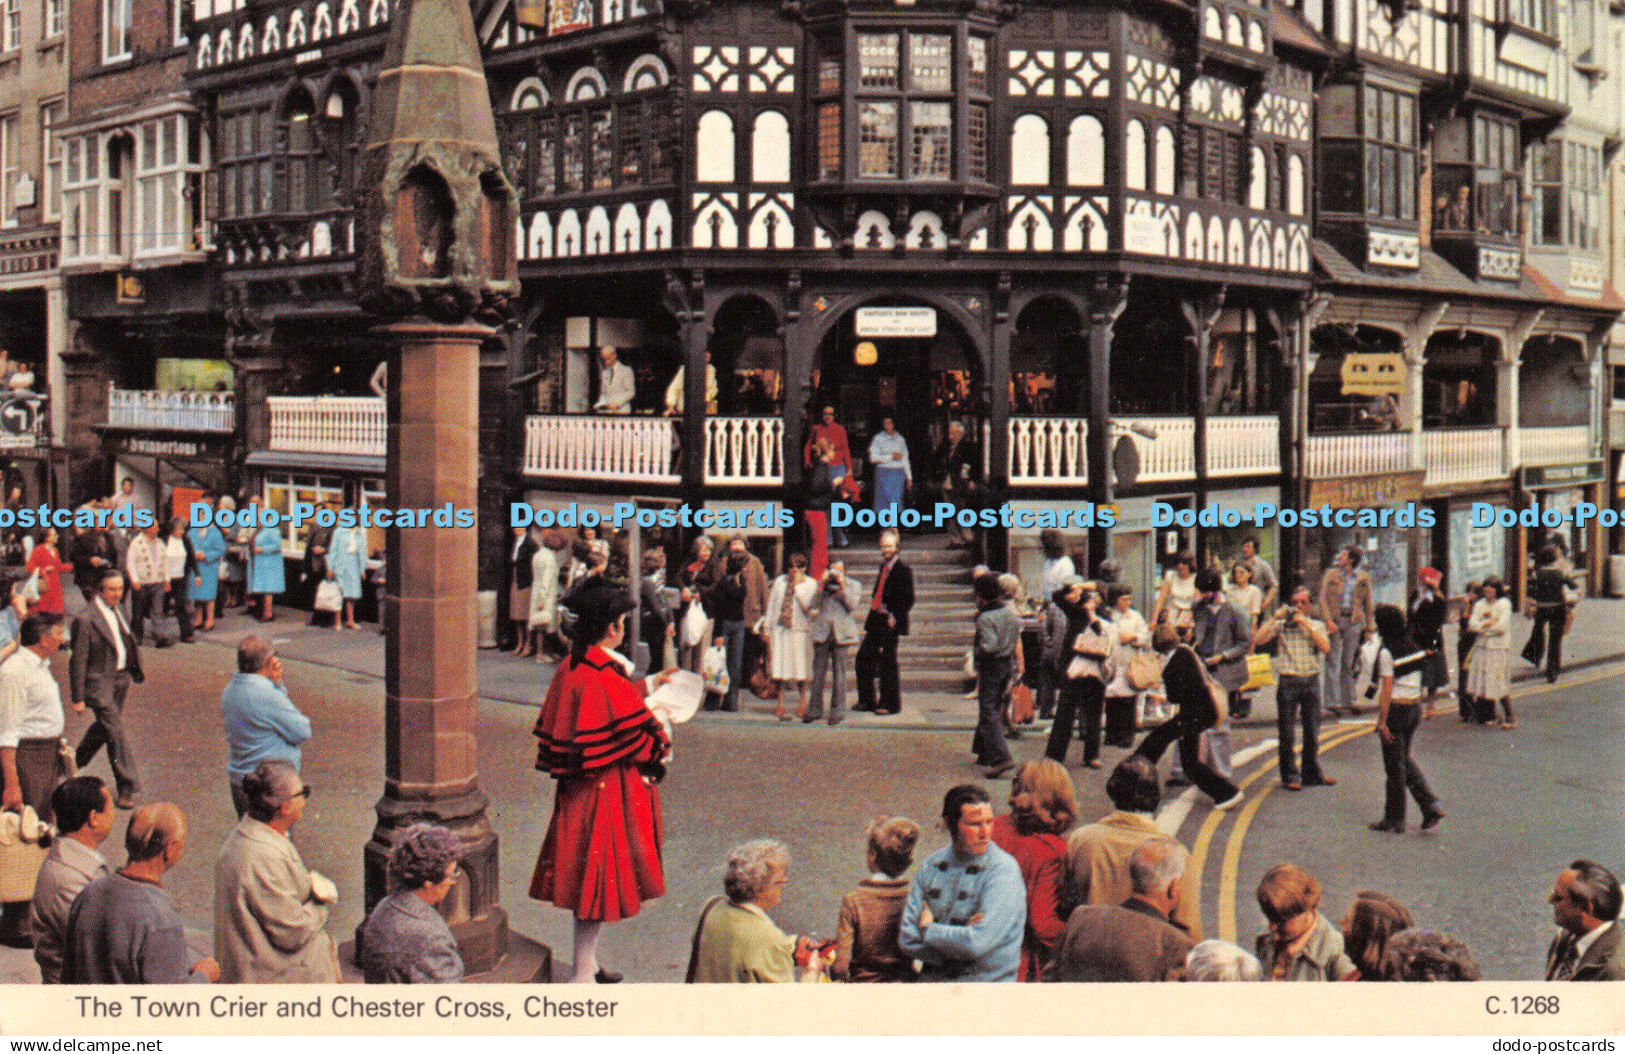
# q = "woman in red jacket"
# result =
<box><xmin>990</xmin><ymin>757</ymin><xmax>1076</xmax><ymax>980</ymax></box>
<box><xmin>530</xmin><ymin>579</ymin><xmax>675</xmax><ymax>983</ymax></box>
<box><xmin>24</xmin><ymin>525</ymin><xmax>71</xmax><ymax>614</ymax></box>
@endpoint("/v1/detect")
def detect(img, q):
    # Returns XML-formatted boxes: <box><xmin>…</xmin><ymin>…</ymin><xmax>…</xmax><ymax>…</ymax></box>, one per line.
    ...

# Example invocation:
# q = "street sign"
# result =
<box><xmin>1521</xmin><ymin>461</ymin><xmax>1603</xmax><ymax>489</ymax></box>
<box><xmin>1307</xmin><ymin>469</ymin><xmax>1424</xmax><ymax>509</ymax></box>
<box><xmin>0</xmin><ymin>395</ymin><xmax>40</xmax><ymax>449</ymax></box>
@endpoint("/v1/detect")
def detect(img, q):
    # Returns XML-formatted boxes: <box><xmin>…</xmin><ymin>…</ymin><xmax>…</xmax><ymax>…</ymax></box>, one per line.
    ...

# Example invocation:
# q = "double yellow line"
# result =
<box><xmin>1184</xmin><ymin>662</ymin><xmax>1625</xmax><ymax>945</ymax></box>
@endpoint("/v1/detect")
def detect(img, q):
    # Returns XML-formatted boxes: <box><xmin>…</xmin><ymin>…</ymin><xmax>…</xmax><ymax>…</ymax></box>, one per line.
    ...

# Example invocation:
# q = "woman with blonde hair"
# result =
<box><xmin>991</xmin><ymin>758</ymin><xmax>1076</xmax><ymax>980</ymax></box>
<box><xmin>832</xmin><ymin>817</ymin><xmax>921</xmax><ymax>983</ymax></box>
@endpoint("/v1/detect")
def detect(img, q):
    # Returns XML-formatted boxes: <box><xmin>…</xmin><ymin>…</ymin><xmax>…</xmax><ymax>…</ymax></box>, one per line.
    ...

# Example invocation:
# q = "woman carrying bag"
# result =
<box><xmin>1044</xmin><ymin>579</ymin><xmax>1110</xmax><ymax>769</ymax></box>
<box><xmin>1102</xmin><ymin>583</ymin><xmax>1152</xmax><ymax>748</ymax></box>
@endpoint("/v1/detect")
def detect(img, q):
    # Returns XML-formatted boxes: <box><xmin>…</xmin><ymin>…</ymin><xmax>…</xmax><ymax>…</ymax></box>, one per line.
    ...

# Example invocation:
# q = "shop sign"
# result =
<box><xmin>122</xmin><ymin>436</ymin><xmax>205</xmax><ymax>458</ymax></box>
<box><xmin>1306</xmin><ymin>470</ymin><xmax>1424</xmax><ymax>510</ymax></box>
<box><xmin>855</xmin><ymin>307</ymin><xmax>937</xmax><ymax>338</ymax></box>
<box><xmin>1520</xmin><ymin>461</ymin><xmax>1603</xmax><ymax>489</ymax></box>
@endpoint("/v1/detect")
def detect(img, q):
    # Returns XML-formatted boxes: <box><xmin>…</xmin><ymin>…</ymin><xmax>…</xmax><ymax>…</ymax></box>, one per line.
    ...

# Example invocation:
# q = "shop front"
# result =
<box><xmin>1516</xmin><ymin>460</ymin><xmax>1606</xmax><ymax>597</ymax></box>
<box><xmin>1301</xmin><ymin>470</ymin><xmax>1426</xmax><ymax>607</ymax></box>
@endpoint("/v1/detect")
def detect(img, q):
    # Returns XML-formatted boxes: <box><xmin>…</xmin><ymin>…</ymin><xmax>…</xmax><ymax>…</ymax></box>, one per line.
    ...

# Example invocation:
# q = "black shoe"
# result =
<box><xmin>1302</xmin><ymin>775</ymin><xmax>1337</xmax><ymax>787</ymax></box>
<box><xmin>1420</xmin><ymin>809</ymin><xmax>1445</xmax><ymax>831</ymax></box>
<box><xmin>801</xmin><ymin>714</ymin><xmax>821</xmax><ymax>724</ymax></box>
<box><xmin>1368</xmin><ymin>820</ymin><xmax>1402</xmax><ymax>833</ymax></box>
<box><xmin>983</xmin><ymin>761</ymin><xmax>1016</xmax><ymax>779</ymax></box>
<box><xmin>594</xmin><ymin>969</ymin><xmax>623</xmax><ymax>984</ymax></box>
<box><xmin>1546</xmin><ymin>671</ymin><xmax>1558</xmax><ymax>683</ymax></box>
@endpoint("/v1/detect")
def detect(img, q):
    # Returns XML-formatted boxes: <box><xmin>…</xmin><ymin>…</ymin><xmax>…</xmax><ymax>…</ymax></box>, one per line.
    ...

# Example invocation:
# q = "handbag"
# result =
<box><xmin>313</xmin><ymin>578</ymin><xmax>342</xmax><ymax>613</ymax></box>
<box><xmin>1074</xmin><ymin>623</ymin><xmax>1111</xmax><ymax>660</ymax></box>
<box><xmin>1007</xmin><ymin>681</ymin><xmax>1035</xmax><ymax>725</ymax></box>
<box><xmin>1065</xmin><ymin>655</ymin><xmax>1097</xmax><ymax>680</ymax></box>
<box><xmin>1125</xmin><ymin>651</ymin><xmax>1161</xmax><ymax>692</ymax></box>
<box><xmin>681</xmin><ymin>603</ymin><xmax>709</xmax><ymax>648</ymax></box>
<box><xmin>747</xmin><ymin>642</ymin><xmax>779</xmax><ymax>700</ymax></box>
<box><xmin>0</xmin><ymin>806</ymin><xmax>50</xmax><ymax>902</ymax></box>
<box><xmin>1241</xmin><ymin>652</ymin><xmax>1274</xmax><ymax>692</ymax></box>
<box><xmin>700</xmin><ymin>644</ymin><xmax>730</xmax><ymax>694</ymax></box>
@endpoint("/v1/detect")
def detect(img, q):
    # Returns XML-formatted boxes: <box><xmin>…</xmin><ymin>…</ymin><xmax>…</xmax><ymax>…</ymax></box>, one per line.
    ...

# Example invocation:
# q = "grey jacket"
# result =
<box><xmin>1190</xmin><ymin>597</ymin><xmax>1253</xmax><ymax>692</ymax></box>
<box><xmin>808</xmin><ymin>575</ymin><xmax>863</xmax><ymax>646</ymax></box>
<box><xmin>213</xmin><ymin>818</ymin><xmax>338</xmax><ymax>983</ymax></box>
<box><xmin>360</xmin><ymin>890</ymin><xmax>464</xmax><ymax>984</ymax></box>
<box><xmin>30</xmin><ymin>837</ymin><xmax>109</xmax><ymax>984</ymax></box>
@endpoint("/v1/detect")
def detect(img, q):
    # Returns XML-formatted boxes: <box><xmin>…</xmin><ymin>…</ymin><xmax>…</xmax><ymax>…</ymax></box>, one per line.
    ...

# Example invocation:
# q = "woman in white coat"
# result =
<box><xmin>1466</xmin><ymin>575</ymin><xmax>1514</xmax><ymax>728</ymax></box>
<box><xmin>761</xmin><ymin>553</ymin><xmax>818</xmax><ymax>721</ymax></box>
<box><xmin>1103</xmin><ymin>583</ymin><xmax>1150</xmax><ymax>747</ymax></box>
<box><xmin>524</xmin><ymin>529</ymin><xmax>562</xmax><ymax>661</ymax></box>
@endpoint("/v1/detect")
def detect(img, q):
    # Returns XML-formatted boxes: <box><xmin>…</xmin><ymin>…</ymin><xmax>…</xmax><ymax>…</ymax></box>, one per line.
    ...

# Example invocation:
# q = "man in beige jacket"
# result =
<box><xmin>213</xmin><ymin>759</ymin><xmax>338</xmax><ymax>982</ymax></box>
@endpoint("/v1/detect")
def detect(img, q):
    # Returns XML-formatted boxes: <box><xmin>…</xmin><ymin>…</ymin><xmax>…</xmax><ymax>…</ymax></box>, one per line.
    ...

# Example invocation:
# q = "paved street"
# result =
<box><xmin>1</xmin><ymin>597</ymin><xmax>1621</xmax><ymax>983</ymax></box>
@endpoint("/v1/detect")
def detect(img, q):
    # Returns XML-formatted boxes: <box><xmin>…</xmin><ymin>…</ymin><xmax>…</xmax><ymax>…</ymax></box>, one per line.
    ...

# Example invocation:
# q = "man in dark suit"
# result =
<box><xmin>1545</xmin><ymin>859</ymin><xmax>1625</xmax><ymax>981</ymax></box>
<box><xmin>854</xmin><ymin>528</ymin><xmax>914</xmax><ymax>716</ymax></box>
<box><xmin>1049</xmin><ymin>838</ymin><xmax>1195</xmax><ymax>981</ymax></box>
<box><xmin>70</xmin><ymin>572</ymin><xmax>144</xmax><ymax>809</ymax></box>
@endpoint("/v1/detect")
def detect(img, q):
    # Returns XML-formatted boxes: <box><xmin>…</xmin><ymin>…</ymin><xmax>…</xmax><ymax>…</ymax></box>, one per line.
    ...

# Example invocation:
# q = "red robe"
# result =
<box><xmin>529</xmin><ymin>646</ymin><xmax>669</xmax><ymax>921</ymax></box>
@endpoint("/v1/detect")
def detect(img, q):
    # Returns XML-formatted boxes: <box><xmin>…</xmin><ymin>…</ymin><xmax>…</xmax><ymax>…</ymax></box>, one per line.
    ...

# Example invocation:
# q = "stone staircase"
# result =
<box><xmin>832</xmin><ymin>532</ymin><xmax>979</xmax><ymax>696</ymax></box>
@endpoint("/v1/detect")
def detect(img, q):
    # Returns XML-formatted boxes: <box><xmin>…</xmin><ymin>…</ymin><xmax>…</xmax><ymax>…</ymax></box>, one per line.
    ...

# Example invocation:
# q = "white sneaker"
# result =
<box><xmin>1213</xmin><ymin>792</ymin><xmax>1245</xmax><ymax>811</ymax></box>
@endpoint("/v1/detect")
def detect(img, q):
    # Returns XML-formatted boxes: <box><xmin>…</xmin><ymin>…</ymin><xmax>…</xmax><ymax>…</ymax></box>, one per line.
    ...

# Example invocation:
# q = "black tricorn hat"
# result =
<box><xmin>561</xmin><ymin>578</ymin><xmax>636</xmax><ymax>626</ymax></box>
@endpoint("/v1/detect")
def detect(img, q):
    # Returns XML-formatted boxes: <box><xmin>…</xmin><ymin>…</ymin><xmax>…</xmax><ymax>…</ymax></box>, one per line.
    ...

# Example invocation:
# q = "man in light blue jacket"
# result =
<box><xmin>221</xmin><ymin>636</ymin><xmax>311</xmax><ymax>817</ymax></box>
<box><xmin>899</xmin><ymin>784</ymin><xmax>1026</xmax><ymax>982</ymax></box>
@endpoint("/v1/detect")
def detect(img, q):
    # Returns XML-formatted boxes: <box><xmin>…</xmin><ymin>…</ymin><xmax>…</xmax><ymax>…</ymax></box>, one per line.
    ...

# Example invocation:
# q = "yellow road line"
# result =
<box><xmin>1213</xmin><ymin>723</ymin><xmax>1371</xmax><ymax>943</ymax></box>
<box><xmin>1208</xmin><ymin>663</ymin><xmax>1625</xmax><ymax>942</ymax></box>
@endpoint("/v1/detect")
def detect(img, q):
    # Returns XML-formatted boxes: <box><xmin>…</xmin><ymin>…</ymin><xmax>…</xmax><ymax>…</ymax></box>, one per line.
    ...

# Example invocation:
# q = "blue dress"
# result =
<box><xmin>249</xmin><ymin>525</ymin><xmax>286</xmax><ymax>596</ymax></box>
<box><xmin>188</xmin><ymin>525</ymin><xmax>226</xmax><ymax>603</ymax></box>
<box><xmin>328</xmin><ymin>525</ymin><xmax>364</xmax><ymax>600</ymax></box>
<box><xmin>869</xmin><ymin>431</ymin><xmax>911</xmax><ymax>520</ymax></box>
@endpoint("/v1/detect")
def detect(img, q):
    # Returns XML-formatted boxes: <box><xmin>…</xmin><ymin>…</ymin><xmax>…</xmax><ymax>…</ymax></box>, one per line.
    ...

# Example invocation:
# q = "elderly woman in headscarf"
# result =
<box><xmin>360</xmin><ymin>823</ymin><xmax>464</xmax><ymax>983</ymax></box>
<box><xmin>687</xmin><ymin>839</ymin><xmax>815</xmax><ymax>983</ymax></box>
<box><xmin>529</xmin><ymin>579</ymin><xmax>675</xmax><ymax>984</ymax></box>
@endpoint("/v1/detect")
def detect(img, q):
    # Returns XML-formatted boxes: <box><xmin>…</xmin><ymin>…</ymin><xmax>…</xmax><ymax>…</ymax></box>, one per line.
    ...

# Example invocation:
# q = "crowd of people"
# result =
<box><xmin>674</xmin><ymin>757</ymin><xmax>1620</xmax><ymax>983</ymax></box>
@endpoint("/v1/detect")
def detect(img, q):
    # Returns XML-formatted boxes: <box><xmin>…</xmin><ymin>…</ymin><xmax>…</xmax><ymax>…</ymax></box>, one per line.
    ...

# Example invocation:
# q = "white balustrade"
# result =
<box><xmin>1008</xmin><ymin>417</ymin><xmax>1088</xmax><ymax>484</ymax></box>
<box><xmin>1518</xmin><ymin>425</ymin><xmax>1592</xmax><ymax>467</ymax></box>
<box><xmin>1419</xmin><ymin>428</ymin><xmax>1504</xmax><ymax>487</ymax></box>
<box><xmin>705</xmin><ymin>417</ymin><xmax>783</xmax><ymax>485</ymax></box>
<box><xmin>1005</xmin><ymin>415</ymin><xmax>1278</xmax><ymax>484</ymax></box>
<box><xmin>523</xmin><ymin>415</ymin><xmax>678</xmax><ymax>483</ymax></box>
<box><xmin>107</xmin><ymin>385</ymin><xmax>235</xmax><ymax>432</ymax></box>
<box><xmin>1304</xmin><ymin>432</ymin><xmax>1412</xmax><ymax>478</ymax></box>
<box><xmin>268</xmin><ymin>396</ymin><xmax>386</xmax><ymax>457</ymax></box>
<box><xmin>1204</xmin><ymin>415</ymin><xmax>1281</xmax><ymax>477</ymax></box>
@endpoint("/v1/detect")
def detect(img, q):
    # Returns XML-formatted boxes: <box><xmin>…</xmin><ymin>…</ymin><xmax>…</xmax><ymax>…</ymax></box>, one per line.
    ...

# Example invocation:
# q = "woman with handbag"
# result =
<box><xmin>1045</xmin><ymin>579</ymin><xmax>1110</xmax><ymax>768</ymax></box>
<box><xmin>677</xmin><ymin>536</ymin><xmax>718</xmax><ymax>674</ymax></box>
<box><xmin>529</xmin><ymin>579</ymin><xmax>674</xmax><ymax>983</ymax></box>
<box><xmin>328</xmin><ymin>513</ymin><xmax>365</xmax><ymax>632</ymax></box>
<box><xmin>761</xmin><ymin>553</ymin><xmax>817</xmax><ymax>721</ymax></box>
<box><xmin>1102</xmin><ymin>584</ymin><xmax>1152</xmax><ymax>748</ymax></box>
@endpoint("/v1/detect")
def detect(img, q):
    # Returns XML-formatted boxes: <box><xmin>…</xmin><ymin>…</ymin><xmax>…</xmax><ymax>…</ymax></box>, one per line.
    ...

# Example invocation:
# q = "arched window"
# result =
<box><xmin>1249</xmin><ymin>145</ymin><xmax>1267</xmax><ymax>210</ymax></box>
<box><xmin>312</xmin><ymin>2</ymin><xmax>330</xmax><ymax>39</ymax></box>
<box><xmin>237</xmin><ymin>22</ymin><xmax>254</xmax><ymax>57</ymax></box>
<box><xmin>1124</xmin><ymin>119</ymin><xmax>1146</xmax><ymax>191</ymax></box>
<box><xmin>261</xmin><ymin>15</ymin><xmax>279</xmax><ymax>52</ymax></box>
<box><xmin>751</xmin><ymin>111</ymin><xmax>790</xmax><ymax>183</ymax></box>
<box><xmin>564</xmin><ymin>67</ymin><xmax>608</xmax><ymax>102</ymax></box>
<box><xmin>286</xmin><ymin>9</ymin><xmax>305</xmax><ymax>46</ymax></box>
<box><xmin>196</xmin><ymin>32</ymin><xmax>211</xmax><ymax>67</ymax></box>
<box><xmin>1066</xmin><ymin>114</ymin><xmax>1104</xmax><ymax>186</ymax></box>
<box><xmin>1287</xmin><ymin>153</ymin><xmax>1305</xmax><ymax>215</ymax></box>
<box><xmin>623</xmin><ymin>55</ymin><xmax>668</xmax><ymax>92</ymax></box>
<box><xmin>1010</xmin><ymin>114</ymin><xmax>1049</xmax><ymax>186</ymax></box>
<box><xmin>696</xmin><ymin>110</ymin><xmax>735</xmax><ymax>183</ymax></box>
<box><xmin>510</xmin><ymin>77</ymin><xmax>548</xmax><ymax>110</ymax></box>
<box><xmin>1154</xmin><ymin>125</ymin><xmax>1175</xmax><ymax>194</ymax></box>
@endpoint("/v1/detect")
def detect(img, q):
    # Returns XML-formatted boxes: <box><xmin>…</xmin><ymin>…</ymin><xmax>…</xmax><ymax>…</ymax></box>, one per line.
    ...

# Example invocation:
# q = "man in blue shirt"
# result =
<box><xmin>899</xmin><ymin>784</ymin><xmax>1026</xmax><ymax>982</ymax></box>
<box><xmin>221</xmin><ymin>636</ymin><xmax>311</xmax><ymax>817</ymax></box>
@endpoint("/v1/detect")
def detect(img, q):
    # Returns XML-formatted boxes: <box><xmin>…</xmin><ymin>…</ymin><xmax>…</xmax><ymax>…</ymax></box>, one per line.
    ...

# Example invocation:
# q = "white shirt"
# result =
<box><xmin>93</xmin><ymin>597</ymin><xmax>129</xmax><ymax>671</ymax></box>
<box><xmin>165</xmin><ymin>537</ymin><xmax>188</xmax><ymax>580</ymax></box>
<box><xmin>0</xmin><ymin>648</ymin><xmax>64</xmax><ymax>747</ymax></box>
<box><xmin>125</xmin><ymin>534</ymin><xmax>167</xmax><ymax>588</ymax></box>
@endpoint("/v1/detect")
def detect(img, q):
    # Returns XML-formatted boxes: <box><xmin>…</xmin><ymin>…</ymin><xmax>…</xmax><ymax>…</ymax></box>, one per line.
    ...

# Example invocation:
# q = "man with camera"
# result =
<box><xmin>1253</xmin><ymin>587</ymin><xmax>1336</xmax><ymax>791</ymax></box>
<box><xmin>805</xmin><ymin>560</ymin><xmax>862</xmax><ymax>725</ymax></box>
